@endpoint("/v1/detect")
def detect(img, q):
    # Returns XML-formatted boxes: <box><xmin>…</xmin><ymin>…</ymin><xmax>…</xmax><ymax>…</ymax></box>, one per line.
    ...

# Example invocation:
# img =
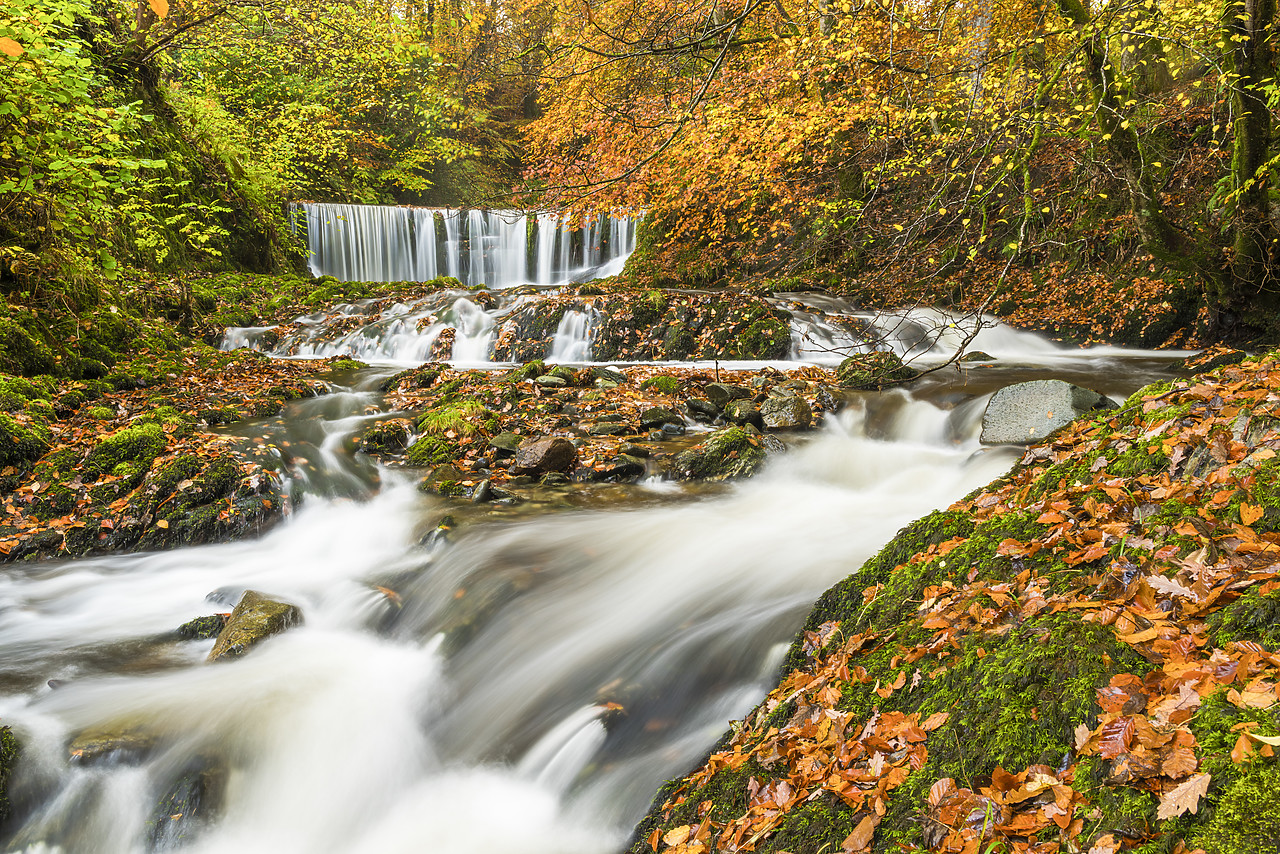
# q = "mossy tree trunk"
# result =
<box><xmin>1056</xmin><ymin>0</ymin><xmax>1280</xmax><ymax>333</ymax></box>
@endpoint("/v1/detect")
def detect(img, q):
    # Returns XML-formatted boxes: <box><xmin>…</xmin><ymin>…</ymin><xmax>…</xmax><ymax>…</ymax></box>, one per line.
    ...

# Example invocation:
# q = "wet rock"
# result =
<box><xmin>511</xmin><ymin>436</ymin><xmax>578</xmax><ymax>475</ymax></box>
<box><xmin>360</xmin><ymin>418</ymin><xmax>411</xmax><ymax>454</ymax></box>
<box><xmin>70</xmin><ymin>720</ymin><xmax>156</xmax><ymax>765</ymax></box>
<box><xmin>535</xmin><ymin>374</ymin><xmax>567</xmax><ymax>388</ymax></box>
<box><xmin>704</xmin><ymin>383</ymin><xmax>751</xmax><ymax>408</ymax></box>
<box><xmin>0</xmin><ymin>725</ymin><xmax>15</xmax><ymax>822</ymax></box>
<box><xmin>177</xmin><ymin>614</ymin><xmax>227</xmax><ymax>641</ymax></box>
<box><xmin>980</xmin><ymin>380</ymin><xmax>1117</xmax><ymax>445</ymax></box>
<box><xmin>428</xmin><ymin>327</ymin><xmax>456</xmax><ymax>361</ymax></box>
<box><xmin>541</xmin><ymin>472</ymin><xmax>570</xmax><ymax>486</ymax></box>
<box><xmin>593</xmin><ymin>366</ymin><xmax>627</xmax><ymax>384</ymax></box>
<box><xmin>836</xmin><ymin>350</ymin><xmax>919</xmax><ymax>389</ymax></box>
<box><xmin>588</xmin><ymin>421</ymin><xmax>631</xmax><ymax>437</ymax></box>
<box><xmin>639</xmin><ymin>407</ymin><xmax>684</xmax><ymax>430</ymax></box>
<box><xmin>595</xmin><ymin>455</ymin><xmax>647</xmax><ymax>481</ymax></box>
<box><xmin>723</xmin><ymin>400</ymin><xmax>764</xmax><ymax>429</ymax></box>
<box><xmin>761</xmin><ymin>395</ymin><xmax>813</xmax><ymax>430</ymax></box>
<box><xmin>207</xmin><ymin>590</ymin><xmax>303</xmax><ymax>662</ymax></box>
<box><xmin>471</xmin><ymin>479</ymin><xmax>495</xmax><ymax>503</ymax></box>
<box><xmin>960</xmin><ymin>350</ymin><xmax>995</xmax><ymax>363</ymax></box>
<box><xmin>489</xmin><ymin>432</ymin><xmax>522</xmax><ymax>454</ymax></box>
<box><xmin>674</xmin><ymin>427</ymin><xmax>775</xmax><ymax>481</ymax></box>
<box><xmin>686</xmin><ymin>398</ymin><xmax>720</xmax><ymax>422</ymax></box>
<box><xmin>148</xmin><ymin>762</ymin><xmax>225</xmax><ymax>850</ymax></box>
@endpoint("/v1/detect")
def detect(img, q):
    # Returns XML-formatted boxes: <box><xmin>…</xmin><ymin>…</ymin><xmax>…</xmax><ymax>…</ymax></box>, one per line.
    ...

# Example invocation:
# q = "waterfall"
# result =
<box><xmin>293</xmin><ymin>203</ymin><xmax>639</xmax><ymax>288</ymax></box>
<box><xmin>545</xmin><ymin>309</ymin><xmax>598</xmax><ymax>363</ymax></box>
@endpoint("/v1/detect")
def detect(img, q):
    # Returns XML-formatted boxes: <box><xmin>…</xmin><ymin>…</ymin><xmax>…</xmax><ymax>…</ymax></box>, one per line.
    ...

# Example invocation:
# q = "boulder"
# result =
<box><xmin>488</xmin><ymin>432</ymin><xmax>522</xmax><ymax>454</ymax></box>
<box><xmin>980</xmin><ymin>380</ymin><xmax>1117</xmax><ymax>445</ymax></box>
<box><xmin>836</xmin><ymin>350</ymin><xmax>919</xmax><ymax>389</ymax></box>
<box><xmin>511</xmin><ymin>436</ymin><xmax>577</xmax><ymax>474</ymax></box>
<box><xmin>761</xmin><ymin>395</ymin><xmax>813</xmax><ymax>429</ymax></box>
<box><xmin>704</xmin><ymin>383</ymin><xmax>751</xmax><ymax>408</ymax></box>
<box><xmin>674</xmin><ymin>427</ymin><xmax>779</xmax><ymax>481</ymax></box>
<box><xmin>177</xmin><ymin>614</ymin><xmax>227</xmax><ymax>640</ymax></box>
<box><xmin>588</xmin><ymin>421</ymin><xmax>630</xmax><ymax>437</ymax></box>
<box><xmin>723</xmin><ymin>400</ymin><xmax>764</xmax><ymax>429</ymax></box>
<box><xmin>639</xmin><ymin>407</ymin><xmax>684</xmax><ymax>429</ymax></box>
<box><xmin>534</xmin><ymin>374</ymin><xmax>567</xmax><ymax>388</ymax></box>
<box><xmin>686</xmin><ymin>398</ymin><xmax>719</xmax><ymax>422</ymax></box>
<box><xmin>360</xmin><ymin>418</ymin><xmax>412</xmax><ymax>453</ymax></box>
<box><xmin>207</xmin><ymin>591</ymin><xmax>302</xmax><ymax>662</ymax></box>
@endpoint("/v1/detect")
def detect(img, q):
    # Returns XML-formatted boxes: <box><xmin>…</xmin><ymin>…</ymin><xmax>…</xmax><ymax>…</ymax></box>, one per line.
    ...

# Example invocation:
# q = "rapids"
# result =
<box><xmin>0</xmin><ymin>214</ymin><xmax>1192</xmax><ymax>853</ymax></box>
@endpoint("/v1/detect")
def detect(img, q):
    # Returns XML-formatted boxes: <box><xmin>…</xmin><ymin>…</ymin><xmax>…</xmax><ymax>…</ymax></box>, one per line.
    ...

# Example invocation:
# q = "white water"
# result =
<box><xmin>0</xmin><ymin>377</ymin><xmax>1041</xmax><ymax>853</ymax></box>
<box><xmin>294</xmin><ymin>204</ymin><xmax>639</xmax><ymax>288</ymax></box>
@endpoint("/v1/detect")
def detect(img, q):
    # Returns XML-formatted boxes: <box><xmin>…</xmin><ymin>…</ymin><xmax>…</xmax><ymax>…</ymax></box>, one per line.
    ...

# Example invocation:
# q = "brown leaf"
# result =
<box><xmin>841</xmin><ymin>814</ymin><xmax>879</xmax><ymax>852</ymax></box>
<box><xmin>1156</xmin><ymin>772</ymin><xmax>1210</xmax><ymax>820</ymax></box>
<box><xmin>1241</xmin><ymin>503</ymin><xmax>1264</xmax><ymax>525</ymax></box>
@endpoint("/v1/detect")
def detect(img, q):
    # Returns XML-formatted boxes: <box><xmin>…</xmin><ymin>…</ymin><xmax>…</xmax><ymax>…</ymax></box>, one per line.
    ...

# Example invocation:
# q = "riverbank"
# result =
<box><xmin>630</xmin><ymin>351</ymin><xmax>1280</xmax><ymax>854</ymax></box>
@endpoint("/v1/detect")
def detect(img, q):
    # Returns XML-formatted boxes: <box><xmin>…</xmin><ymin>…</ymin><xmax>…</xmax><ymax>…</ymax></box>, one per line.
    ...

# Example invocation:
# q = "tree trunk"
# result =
<box><xmin>1220</xmin><ymin>0</ymin><xmax>1279</xmax><ymax>313</ymax></box>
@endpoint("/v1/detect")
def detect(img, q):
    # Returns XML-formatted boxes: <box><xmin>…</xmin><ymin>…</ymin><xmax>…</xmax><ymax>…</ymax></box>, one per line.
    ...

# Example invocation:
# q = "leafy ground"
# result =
<box><xmin>630</xmin><ymin>351</ymin><xmax>1280</xmax><ymax>854</ymax></box>
<box><xmin>0</xmin><ymin>347</ymin><xmax>329</xmax><ymax>562</ymax></box>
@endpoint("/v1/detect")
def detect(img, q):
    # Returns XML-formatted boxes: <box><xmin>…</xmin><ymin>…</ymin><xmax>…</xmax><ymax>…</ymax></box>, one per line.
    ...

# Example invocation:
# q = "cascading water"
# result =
<box><xmin>294</xmin><ymin>204</ymin><xmax>639</xmax><ymax>288</ymax></box>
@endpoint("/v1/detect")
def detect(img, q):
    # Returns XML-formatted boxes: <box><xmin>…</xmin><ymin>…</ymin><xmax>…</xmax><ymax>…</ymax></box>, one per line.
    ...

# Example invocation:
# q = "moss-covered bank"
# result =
<box><xmin>630</xmin><ymin>353</ymin><xmax>1280</xmax><ymax>854</ymax></box>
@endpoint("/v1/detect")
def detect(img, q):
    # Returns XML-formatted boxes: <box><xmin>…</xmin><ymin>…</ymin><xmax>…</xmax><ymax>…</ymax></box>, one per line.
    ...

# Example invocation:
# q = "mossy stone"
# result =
<box><xmin>674</xmin><ymin>427</ymin><xmax>773</xmax><ymax>480</ymax></box>
<box><xmin>0</xmin><ymin>411</ymin><xmax>52</xmax><ymax>469</ymax></box>
<box><xmin>207</xmin><ymin>591</ymin><xmax>302</xmax><ymax>662</ymax></box>
<box><xmin>836</xmin><ymin>350</ymin><xmax>918</xmax><ymax>389</ymax></box>
<box><xmin>84</xmin><ymin>423</ymin><xmax>166</xmax><ymax>477</ymax></box>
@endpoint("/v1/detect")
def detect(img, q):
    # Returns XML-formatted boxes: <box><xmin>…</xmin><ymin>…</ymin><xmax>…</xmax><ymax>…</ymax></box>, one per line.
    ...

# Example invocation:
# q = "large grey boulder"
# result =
<box><xmin>981</xmin><ymin>380</ymin><xmax>1116</xmax><ymax>445</ymax></box>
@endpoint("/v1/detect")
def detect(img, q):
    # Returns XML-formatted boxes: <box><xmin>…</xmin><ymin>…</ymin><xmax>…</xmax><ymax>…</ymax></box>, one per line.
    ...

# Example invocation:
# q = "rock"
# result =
<box><xmin>207</xmin><ymin>591</ymin><xmax>302</xmax><ymax>662</ymax></box>
<box><xmin>588</xmin><ymin>421</ymin><xmax>631</xmax><ymax>436</ymax></box>
<box><xmin>704</xmin><ymin>383</ymin><xmax>751</xmax><ymax>408</ymax></box>
<box><xmin>980</xmin><ymin>380</ymin><xmax>1117</xmax><ymax>445</ymax></box>
<box><xmin>511</xmin><ymin>436</ymin><xmax>577</xmax><ymax>474</ymax></box>
<box><xmin>534</xmin><ymin>374</ymin><xmax>567</xmax><ymax>388</ymax></box>
<box><xmin>639</xmin><ymin>407</ymin><xmax>684</xmax><ymax>429</ymax></box>
<box><xmin>471</xmin><ymin>479</ymin><xmax>494</xmax><ymax>503</ymax></box>
<box><xmin>686</xmin><ymin>398</ymin><xmax>720</xmax><ymax>421</ymax></box>
<box><xmin>489</xmin><ymin>432</ymin><xmax>522</xmax><ymax>454</ymax></box>
<box><xmin>70</xmin><ymin>720</ymin><xmax>156</xmax><ymax>765</ymax></box>
<box><xmin>836</xmin><ymin>350</ymin><xmax>919</xmax><ymax>389</ymax></box>
<box><xmin>674</xmin><ymin>427</ymin><xmax>776</xmax><ymax>480</ymax></box>
<box><xmin>177</xmin><ymin>614</ymin><xmax>227</xmax><ymax>641</ymax></box>
<box><xmin>595</xmin><ymin>455</ymin><xmax>647</xmax><ymax>481</ymax></box>
<box><xmin>428</xmin><ymin>327</ymin><xmax>456</xmax><ymax>361</ymax></box>
<box><xmin>593</xmin><ymin>366</ymin><xmax>627</xmax><ymax>384</ymax></box>
<box><xmin>761</xmin><ymin>395</ymin><xmax>813</xmax><ymax>429</ymax></box>
<box><xmin>360</xmin><ymin>418</ymin><xmax>412</xmax><ymax>453</ymax></box>
<box><xmin>723</xmin><ymin>400</ymin><xmax>764</xmax><ymax>429</ymax></box>
<box><xmin>1176</xmin><ymin>347</ymin><xmax>1248</xmax><ymax>376</ymax></box>
<box><xmin>960</xmin><ymin>350</ymin><xmax>995</xmax><ymax>363</ymax></box>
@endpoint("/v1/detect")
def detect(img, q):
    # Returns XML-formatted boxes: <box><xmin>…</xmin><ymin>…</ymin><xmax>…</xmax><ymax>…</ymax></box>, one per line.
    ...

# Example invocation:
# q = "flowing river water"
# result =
<box><xmin>0</xmin><ymin>209</ymin><xmax>1191</xmax><ymax>852</ymax></box>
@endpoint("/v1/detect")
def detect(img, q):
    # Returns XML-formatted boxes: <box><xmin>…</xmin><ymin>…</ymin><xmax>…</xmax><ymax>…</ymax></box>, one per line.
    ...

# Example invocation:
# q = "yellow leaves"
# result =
<box><xmin>148</xmin><ymin>0</ymin><xmax>170</xmax><ymax>18</ymax></box>
<box><xmin>0</xmin><ymin>37</ymin><xmax>23</xmax><ymax>58</ymax></box>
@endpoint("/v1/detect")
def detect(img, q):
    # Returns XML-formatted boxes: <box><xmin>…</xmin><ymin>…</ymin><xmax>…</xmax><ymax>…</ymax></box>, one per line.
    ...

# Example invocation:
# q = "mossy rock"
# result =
<box><xmin>207</xmin><ymin>590</ymin><xmax>302</xmax><ymax>662</ymax></box>
<box><xmin>406</xmin><ymin>434</ymin><xmax>462</xmax><ymax>467</ymax></box>
<box><xmin>641</xmin><ymin>375</ymin><xmax>681</xmax><ymax>395</ymax></box>
<box><xmin>0</xmin><ymin>411</ymin><xmax>52</xmax><ymax>470</ymax></box>
<box><xmin>84</xmin><ymin>423</ymin><xmax>167</xmax><ymax>477</ymax></box>
<box><xmin>177</xmin><ymin>614</ymin><xmax>227</xmax><ymax>640</ymax></box>
<box><xmin>361</xmin><ymin>419</ymin><xmax>412</xmax><ymax>454</ymax></box>
<box><xmin>836</xmin><ymin>350</ymin><xmax>919</xmax><ymax>389</ymax></box>
<box><xmin>0</xmin><ymin>725</ymin><xmax>17</xmax><ymax>823</ymax></box>
<box><xmin>0</xmin><ymin>316</ymin><xmax>56</xmax><ymax>377</ymax></box>
<box><xmin>1190</xmin><ymin>763</ymin><xmax>1280</xmax><ymax>853</ymax></box>
<box><xmin>674</xmin><ymin>427</ymin><xmax>777</xmax><ymax>480</ymax></box>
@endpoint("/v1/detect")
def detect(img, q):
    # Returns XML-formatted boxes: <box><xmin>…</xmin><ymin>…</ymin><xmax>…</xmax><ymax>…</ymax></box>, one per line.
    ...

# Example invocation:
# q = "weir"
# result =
<box><xmin>291</xmin><ymin>203</ymin><xmax>640</xmax><ymax>287</ymax></box>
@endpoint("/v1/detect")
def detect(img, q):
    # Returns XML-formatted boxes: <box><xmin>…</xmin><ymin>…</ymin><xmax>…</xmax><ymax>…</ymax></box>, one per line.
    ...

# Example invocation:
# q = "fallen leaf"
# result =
<box><xmin>1156</xmin><ymin>772</ymin><xmax>1210</xmax><ymax>820</ymax></box>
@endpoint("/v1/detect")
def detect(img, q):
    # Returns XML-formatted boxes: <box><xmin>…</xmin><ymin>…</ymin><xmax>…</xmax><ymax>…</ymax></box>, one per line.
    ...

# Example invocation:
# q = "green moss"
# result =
<box><xmin>641</xmin><ymin>375</ymin><xmax>681</xmax><ymax>395</ymax></box>
<box><xmin>86</xmin><ymin>405</ymin><xmax>115</xmax><ymax>420</ymax></box>
<box><xmin>406</xmin><ymin>435</ymin><xmax>461</xmax><ymax>467</ymax></box>
<box><xmin>1191</xmin><ymin>762</ymin><xmax>1280</xmax><ymax>853</ymax></box>
<box><xmin>84</xmin><ymin>423</ymin><xmax>167</xmax><ymax>477</ymax></box>
<box><xmin>506</xmin><ymin>360</ymin><xmax>548</xmax><ymax>384</ymax></box>
<box><xmin>661</xmin><ymin>323</ymin><xmax>696</xmax><ymax>359</ymax></box>
<box><xmin>836</xmin><ymin>351</ymin><xmax>918</xmax><ymax>389</ymax></box>
<box><xmin>0</xmin><ymin>316</ymin><xmax>56</xmax><ymax>376</ymax></box>
<box><xmin>0</xmin><ymin>725</ymin><xmax>17</xmax><ymax>822</ymax></box>
<box><xmin>1207</xmin><ymin>587</ymin><xmax>1280</xmax><ymax>648</ymax></box>
<box><xmin>0</xmin><ymin>411</ymin><xmax>52</xmax><ymax>469</ymax></box>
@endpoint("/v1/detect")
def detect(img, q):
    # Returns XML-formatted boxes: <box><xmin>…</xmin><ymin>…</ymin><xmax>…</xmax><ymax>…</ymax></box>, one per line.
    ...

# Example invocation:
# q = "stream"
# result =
<box><xmin>0</xmin><ymin>206</ymin><xmax>1190</xmax><ymax>853</ymax></box>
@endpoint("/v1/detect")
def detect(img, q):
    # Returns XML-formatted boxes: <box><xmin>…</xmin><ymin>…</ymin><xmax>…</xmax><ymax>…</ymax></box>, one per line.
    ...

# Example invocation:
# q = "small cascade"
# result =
<box><xmin>546</xmin><ymin>309</ymin><xmax>598</xmax><ymax>363</ymax></box>
<box><xmin>294</xmin><ymin>204</ymin><xmax>640</xmax><ymax>287</ymax></box>
<box><xmin>445</xmin><ymin>298</ymin><xmax>498</xmax><ymax>364</ymax></box>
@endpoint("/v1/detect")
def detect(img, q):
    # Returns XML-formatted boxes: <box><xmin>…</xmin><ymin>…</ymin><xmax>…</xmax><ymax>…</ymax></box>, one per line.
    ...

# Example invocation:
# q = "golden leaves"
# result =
<box><xmin>0</xmin><ymin>37</ymin><xmax>23</xmax><ymax>58</ymax></box>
